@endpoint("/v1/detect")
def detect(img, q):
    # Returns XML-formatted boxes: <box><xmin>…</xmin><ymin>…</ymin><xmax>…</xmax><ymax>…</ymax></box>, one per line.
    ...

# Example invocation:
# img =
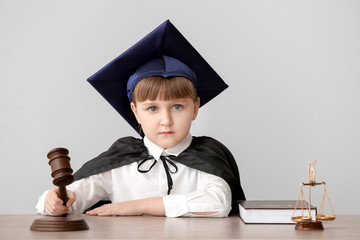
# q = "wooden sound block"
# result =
<box><xmin>295</xmin><ymin>221</ymin><xmax>324</xmax><ymax>231</ymax></box>
<box><xmin>30</xmin><ymin>216</ymin><xmax>89</xmax><ymax>232</ymax></box>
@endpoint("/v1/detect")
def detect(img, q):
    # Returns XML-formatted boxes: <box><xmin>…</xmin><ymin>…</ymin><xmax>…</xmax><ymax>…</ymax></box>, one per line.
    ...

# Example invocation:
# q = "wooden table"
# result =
<box><xmin>0</xmin><ymin>214</ymin><xmax>359</xmax><ymax>239</ymax></box>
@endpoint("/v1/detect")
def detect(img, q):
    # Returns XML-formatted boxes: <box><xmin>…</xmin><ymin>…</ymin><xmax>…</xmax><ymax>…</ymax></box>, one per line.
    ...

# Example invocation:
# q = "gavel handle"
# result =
<box><xmin>58</xmin><ymin>186</ymin><xmax>68</xmax><ymax>217</ymax></box>
<box><xmin>58</xmin><ymin>186</ymin><xmax>68</xmax><ymax>207</ymax></box>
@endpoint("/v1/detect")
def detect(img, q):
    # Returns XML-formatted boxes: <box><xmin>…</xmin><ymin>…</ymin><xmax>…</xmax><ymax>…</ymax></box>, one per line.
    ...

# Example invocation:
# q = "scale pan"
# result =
<box><xmin>291</xmin><ymin>216</ymin><xmax>312</xmax><ymax>222</ymax></box>
<box><xmin>316</xmin><ymin>214</ymin><xmax>336</xmax><ymax>221</ymax></box>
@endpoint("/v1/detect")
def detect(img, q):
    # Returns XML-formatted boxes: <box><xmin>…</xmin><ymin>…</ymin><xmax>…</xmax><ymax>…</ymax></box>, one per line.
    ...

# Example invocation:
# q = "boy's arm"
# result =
<box><xmin>162</xmin><ymin>173</ymin><xmax>232</xmax><ymax>218</ymax></box>
<box><xmin>85</xmin><ymin>173</ymin><xmax>231</xmax><ymax>217</ymax></box>
<box><xmin>86</xmin><ymin>197</ymin><xmax>165</xmax><ymax>216</ymax></box>
<box><xmin>36</xmin><ymin>171</ymin><xmax>112</xmax><ymax>215</ymax></box>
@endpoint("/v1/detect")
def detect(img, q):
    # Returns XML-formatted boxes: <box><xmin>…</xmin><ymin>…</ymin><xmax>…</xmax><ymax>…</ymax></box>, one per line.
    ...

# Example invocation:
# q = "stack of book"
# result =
<box><xmin>238</xmin><ymin>200</ymin><xmax>316</xmax><ymax>224</ymax></box>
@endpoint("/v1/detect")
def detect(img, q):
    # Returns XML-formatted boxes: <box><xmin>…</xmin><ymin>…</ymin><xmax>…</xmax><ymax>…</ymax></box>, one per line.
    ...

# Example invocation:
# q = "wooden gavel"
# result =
<box><xmin>47</xmin><ymin>147</ymin><xmax>74</xmax><ymax>210</ymax></box>
<box><xmin>30</xmin><ymin>147</ymin><xmax>89</xmax><ymax>231</ymax></box>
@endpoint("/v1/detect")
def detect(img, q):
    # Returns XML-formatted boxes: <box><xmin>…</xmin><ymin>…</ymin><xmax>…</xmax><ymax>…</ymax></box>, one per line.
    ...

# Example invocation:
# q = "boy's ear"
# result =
<box><xmin>193</xmin><ymin>98</ymin><xmax>200</xmax><ymax>120</ymax></box>
<box><xmin>130</xmin><ymin>102</ymin><xmax>140</xmax><ymax>124</ymax></box>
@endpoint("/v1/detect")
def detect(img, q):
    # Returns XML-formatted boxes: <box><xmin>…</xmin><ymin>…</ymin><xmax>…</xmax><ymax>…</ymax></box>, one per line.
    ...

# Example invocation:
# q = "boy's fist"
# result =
<box><xmin>44</xmin><ymin>187</ymin><xmax>76</xmax><ymax>215</ymax></box>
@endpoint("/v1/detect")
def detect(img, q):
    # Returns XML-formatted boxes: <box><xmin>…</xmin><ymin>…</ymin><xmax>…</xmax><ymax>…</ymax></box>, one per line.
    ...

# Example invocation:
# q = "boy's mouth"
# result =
<box><xmin>159</xmin><ymin>131</ymin><xmax>174</xmax><ymax>135</ymax></box>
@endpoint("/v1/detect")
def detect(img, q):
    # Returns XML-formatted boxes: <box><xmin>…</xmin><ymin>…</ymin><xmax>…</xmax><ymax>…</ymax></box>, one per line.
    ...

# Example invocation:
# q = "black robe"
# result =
<box><xmin>73</xmin><ymin>136</ymin><xmax>245</xmax><ymax>214</ymax></box>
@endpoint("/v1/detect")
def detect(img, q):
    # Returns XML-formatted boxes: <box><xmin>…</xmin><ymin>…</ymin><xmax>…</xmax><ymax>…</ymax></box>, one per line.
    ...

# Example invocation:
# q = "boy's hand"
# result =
<box><xmin>44</xmin><ymin>187</ymin><xmax>76</xmax><ymax>216</ymax></box>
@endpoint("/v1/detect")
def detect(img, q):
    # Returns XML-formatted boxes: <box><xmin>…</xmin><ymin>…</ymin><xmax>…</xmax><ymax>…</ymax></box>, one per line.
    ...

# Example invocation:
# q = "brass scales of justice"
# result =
<box><xmin>291</xmin><ymin>160</ymin><xmax>335</xmax><ymax>230</ymax></box>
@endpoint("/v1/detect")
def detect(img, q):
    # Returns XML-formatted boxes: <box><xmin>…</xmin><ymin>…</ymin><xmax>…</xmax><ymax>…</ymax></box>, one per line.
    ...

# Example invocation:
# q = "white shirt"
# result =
<box><xmin>36</xmin><ymin>133</ymin><xmax>232</xmax><ymax>217</ymax></box>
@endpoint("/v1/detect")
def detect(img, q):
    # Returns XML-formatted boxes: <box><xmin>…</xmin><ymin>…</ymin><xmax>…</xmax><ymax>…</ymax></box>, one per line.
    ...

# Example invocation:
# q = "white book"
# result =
<box><xmin>238</xmin><ymin>200</ymin><xmax>317</xmax><ymax>224</ymax></box>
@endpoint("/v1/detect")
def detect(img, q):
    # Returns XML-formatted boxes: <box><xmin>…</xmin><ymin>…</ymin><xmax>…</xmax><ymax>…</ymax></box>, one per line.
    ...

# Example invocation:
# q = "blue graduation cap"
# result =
<box><xmin>87</xmin><ymin>19</ymin><xmax>228</xmax><ymax>133</ymax></box>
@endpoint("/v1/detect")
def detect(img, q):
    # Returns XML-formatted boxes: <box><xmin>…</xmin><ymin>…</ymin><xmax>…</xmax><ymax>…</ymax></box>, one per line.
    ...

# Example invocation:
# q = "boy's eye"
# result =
<box><xmin>148</xmin><ymin>106</ymin><xmax>158</xmax><ymax>112</ymax></box>
<box><xmin>173</xmin><ymin>104</ymin><xmax>183</xmax><ymax>110</ymax></box>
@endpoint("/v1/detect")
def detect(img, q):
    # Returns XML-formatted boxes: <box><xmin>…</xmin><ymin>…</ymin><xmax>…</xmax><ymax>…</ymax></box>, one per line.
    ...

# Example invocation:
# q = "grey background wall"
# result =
<box><xmin>1</xmin><ymin>0</ymin><xmax>359</xmax><ymax>214</ymax></box>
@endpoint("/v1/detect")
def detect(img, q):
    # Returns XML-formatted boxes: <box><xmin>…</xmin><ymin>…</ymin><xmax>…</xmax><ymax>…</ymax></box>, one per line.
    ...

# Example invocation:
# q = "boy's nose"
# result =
<box><xmin>160</xmin><ymin>110</ymin><xmax>173</xmax><ymax>126</ymax></box>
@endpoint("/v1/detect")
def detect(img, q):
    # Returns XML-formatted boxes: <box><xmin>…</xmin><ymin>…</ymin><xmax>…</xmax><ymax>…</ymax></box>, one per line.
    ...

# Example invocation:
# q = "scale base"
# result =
<box><xmin>295</xmin><ymin>221</ymin><xmax>324</xmax><ymax>231</ymax></box>
<box><xmin>30</xmin><ymin>216</ymin><xmax>89</xmax><ymax>232</ymax></box>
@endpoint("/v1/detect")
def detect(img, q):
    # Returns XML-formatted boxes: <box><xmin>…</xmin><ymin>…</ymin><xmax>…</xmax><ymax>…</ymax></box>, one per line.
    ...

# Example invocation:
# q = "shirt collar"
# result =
<box><xmin>143</xmin><ymin>133</ymin><xmax>193</xmax><ymax>160</ymax></box>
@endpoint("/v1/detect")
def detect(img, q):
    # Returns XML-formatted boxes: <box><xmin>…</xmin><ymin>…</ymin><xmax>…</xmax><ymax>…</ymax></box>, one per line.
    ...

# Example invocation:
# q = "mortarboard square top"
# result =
<box><xmin>87</xmin><ymin>19</ymin><xmax>228</xmax><ymax>133</ymax></box>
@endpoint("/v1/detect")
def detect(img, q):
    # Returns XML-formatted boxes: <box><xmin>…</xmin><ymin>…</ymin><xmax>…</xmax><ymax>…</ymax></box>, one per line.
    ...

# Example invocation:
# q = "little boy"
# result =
<box><xmin>36</xmin><ymin>20</ymin><xmax>245</xmax><ymax>217</ymax></box>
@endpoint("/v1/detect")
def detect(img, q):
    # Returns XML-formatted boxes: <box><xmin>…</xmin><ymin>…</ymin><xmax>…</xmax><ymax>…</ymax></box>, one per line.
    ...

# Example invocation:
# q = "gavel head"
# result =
<box><xmin>47</xmin><ymin>147</ymin><xmax>74</xmax><ymax>187</ymax></box>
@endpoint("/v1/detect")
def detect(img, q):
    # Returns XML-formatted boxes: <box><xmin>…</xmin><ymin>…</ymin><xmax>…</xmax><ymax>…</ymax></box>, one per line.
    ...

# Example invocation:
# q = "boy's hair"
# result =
<box><xmin>132</xmin><ymin>76</ymin><xmax>198</xmax><ymax>103</ymax></box>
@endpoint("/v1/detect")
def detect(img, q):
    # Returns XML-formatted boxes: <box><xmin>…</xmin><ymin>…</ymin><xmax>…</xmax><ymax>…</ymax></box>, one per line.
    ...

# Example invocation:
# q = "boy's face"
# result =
<box><xmin>131</xmin><ymin>97</ymin><xmax>200</xmax><ymax>149</ymax></box>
